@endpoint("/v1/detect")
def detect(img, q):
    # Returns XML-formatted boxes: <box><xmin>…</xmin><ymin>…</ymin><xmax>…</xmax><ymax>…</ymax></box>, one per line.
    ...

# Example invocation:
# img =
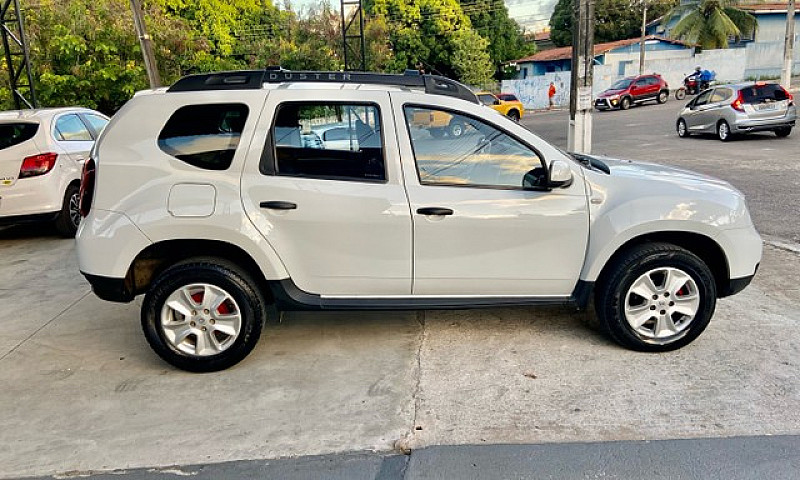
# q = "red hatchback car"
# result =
<box><xmin>594</xmin><ymin>74</ymin><xmax>670</xmax><ymax>110</ymax></box>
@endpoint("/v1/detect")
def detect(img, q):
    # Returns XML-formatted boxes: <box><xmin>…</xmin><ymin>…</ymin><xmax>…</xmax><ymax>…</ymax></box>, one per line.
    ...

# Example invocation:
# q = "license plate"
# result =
<box><xmin>755</xmin><ymin>103</ymin><xmax>776</xmax><ymax>111</ymax></box>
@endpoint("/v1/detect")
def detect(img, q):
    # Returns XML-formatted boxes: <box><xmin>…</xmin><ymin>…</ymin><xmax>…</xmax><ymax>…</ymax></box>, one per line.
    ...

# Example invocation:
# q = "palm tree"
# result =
<box><xmin>666</xmin><ymin>0</ymin><xmax>757</xmax><ymax>49</ymax></box>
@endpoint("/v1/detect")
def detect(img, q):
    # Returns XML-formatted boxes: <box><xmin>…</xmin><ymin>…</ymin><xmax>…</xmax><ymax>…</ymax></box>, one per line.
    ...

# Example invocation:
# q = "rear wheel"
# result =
<box><xmin>507</xmin><ymin>110</ymin><xmax>520</xmax><ymax>122</ymax></box>
<box><xmin>657</xmin><ymin>90</ymin><xmax>668</xmax><ymax>104</ymax></box>
<box><xmin>676</xmin><ymin>118</ymin><xmax>690</xmax><ymax>138</ymax></box>
<box><xmin>595</xmin><ymin>243</ymin><xmax>716</xmax><ymax>352</ymax></box>
<box><xmin>775</xmin><ymin>127</ymin><xmax>792</xmax><ymax>137</ymax></box>
<box><xmin>717</xmin><ymin>121</ymin><xmax>732</xmax><ymax>141</ymax></box>
<box><xmin>54</xmin><ymin>184</ymin><xmax>80</xmax><ymax>238</ymax></box>
<box><xmin>142</xmin><ymin>258</ymin><xmax>266</xmax><ymax>372</ymax></box>
<box><xmin>619</xmin><ymin>97</ymin><xmax>631</xmax><ymax>110</ymax></box>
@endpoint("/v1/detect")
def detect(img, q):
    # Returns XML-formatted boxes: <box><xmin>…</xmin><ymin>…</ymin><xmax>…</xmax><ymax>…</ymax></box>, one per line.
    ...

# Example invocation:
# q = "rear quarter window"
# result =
<box><xmin>0</xmin><ymin>123</ymin><xmax>38</xmax><ymax>150</ymax></box>
<box><xmin>158</xmin><ymin>103</ymin><xmax>249</xmax><ymax>170</ymax></box>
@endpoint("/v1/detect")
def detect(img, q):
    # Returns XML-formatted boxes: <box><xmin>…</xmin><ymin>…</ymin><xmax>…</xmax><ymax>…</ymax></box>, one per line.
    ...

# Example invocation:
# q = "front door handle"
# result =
<box><xmin>417</xmin><ymin>207</ymin><xmax>453</xmax><ymax>216</ymax></box>
<box><xmin>260</xmin><ymin>201</ymin><xmax>297</xmax><ymax>210</ymax></box>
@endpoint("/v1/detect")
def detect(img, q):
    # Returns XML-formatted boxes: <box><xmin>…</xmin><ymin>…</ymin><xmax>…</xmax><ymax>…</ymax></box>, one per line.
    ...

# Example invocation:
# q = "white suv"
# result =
<box><xmin>0</xmin><ymin>108</ymin><xmax>109</xmax><ymax>236</ymax></box>
<box><xmin>76</xmin><ymin>71</ymin><xmax>762</xmax><ymax>372</ymax></box>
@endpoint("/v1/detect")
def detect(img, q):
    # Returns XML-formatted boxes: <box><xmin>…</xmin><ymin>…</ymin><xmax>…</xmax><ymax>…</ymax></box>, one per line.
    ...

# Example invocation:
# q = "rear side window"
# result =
<box><xmin>740</xmin><ymin>84</ymin><xmax>788</xmax><ymax>104</ymax></box>
<box><xmin>269</xmin><ymin>102</ymin><xmax>385</xmax><ymax>182</ymax></box>
<box><xmin>0</xmin><ymin>123</ymin><xmax>38</xmax><ymax>150</ymax></box>
<box><xmin>55</xmin><ymin>114</ymin><xmax>93</xmax><ymax>141</ymax></box>
<box><xmin>158</xmin><ymin>103</ymin><xmax>249</xmax><ymax>170</ymax></box>
<box><xmin>710</xmin><ymin>88</ymin><xmax>733</xmax><ymax>103</ymax></box>
<box><xmin>497</xmin><ymin>94</ymin><xmax>518</xmax><ymax>102</ymax></box>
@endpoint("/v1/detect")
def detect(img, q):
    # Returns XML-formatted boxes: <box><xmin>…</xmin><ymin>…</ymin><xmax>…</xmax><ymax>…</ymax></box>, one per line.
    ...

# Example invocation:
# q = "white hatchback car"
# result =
<box><xmin>0</xmin><ymin>108</ymin><xmax>109</xmax><ymax>236</ymax></box>
<box><xmin>76</xmin><ymin>71</ymin><xmax>762</xmax><ymax>372</ymax></box>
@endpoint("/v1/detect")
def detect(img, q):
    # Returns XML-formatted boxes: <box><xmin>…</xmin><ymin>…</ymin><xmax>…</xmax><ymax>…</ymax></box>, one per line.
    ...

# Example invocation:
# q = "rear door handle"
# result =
<box><xmin>417</xmin><ymin>207</ymin><xmax>453</xmax><ymax>216</ymax></box>
<box><xmin>260</xmin><ymin>201</ymin><xmax>297</xmax><ymax>210</ymax></box>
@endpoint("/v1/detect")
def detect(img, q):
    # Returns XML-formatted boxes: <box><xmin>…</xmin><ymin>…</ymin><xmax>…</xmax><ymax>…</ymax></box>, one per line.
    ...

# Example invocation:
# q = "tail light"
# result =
<box><xmin>79</xmin><ymin>157</ymin><xmax>95</xmax><ymax>217</ymax></box>
<box><xmin>19</xmin><ymin>152</ymin><xmax>58</xmax><ymax>178</ymax></box>
<box><xmin>781</xmin><ymin>86</ymin><xmax>794</xmax><ymax>106</ymax></box>
<box><xmin>731</xmin><ymin>91</ymin><xmax>745</xmax><ymax>112</ymax></box>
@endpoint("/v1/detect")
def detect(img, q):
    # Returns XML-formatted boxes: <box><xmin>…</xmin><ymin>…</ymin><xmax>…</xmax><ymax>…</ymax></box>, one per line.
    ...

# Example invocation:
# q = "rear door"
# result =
<box><xmin>0</xmin><ymin>121</ymin><xmax>41</xmax><ymax>187</ymax></box>
<box><xmin>241</xmin><ymin>89</ymin><xmax>412</xmax><ymax>296</ymax></box>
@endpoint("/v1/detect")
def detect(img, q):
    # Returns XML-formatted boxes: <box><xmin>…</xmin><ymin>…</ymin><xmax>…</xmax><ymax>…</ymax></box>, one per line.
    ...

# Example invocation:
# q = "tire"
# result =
<box><xmin>142</xmin><ymin>258</ymin><xmax>266</xmax><ymax>372</ymax></box>
<box><xmin>717</xmin><ymin>121</ymin><xmax>732</xmax><ymax>142</ymax></box>
<box><xmin>448</xmin><ymin>120</ymin><xmax>465</xmax><ymax>138</ymax></box>
<box><xmin>675</xmin><ymin>88</ymin><xmax>686</xmax><ymax>100</ymax></box>
<box><xmin>429</xmin><ymin>128</ymin><xmax>445</xmax><ymax>139</ymax></box>
<box><xmin>657</xmin><ymin>90</ymin><xmax>668</xmax><ymax>104</ymax></box>
<box><xmin>54</xmin><ymin>183</ymin><xmax>81</xmax><ymax>238</ymax></box>
<box><xmin>619</xmin><ymin>97</ymin><xmax>631</xmax><ymax>110</ymax></box>
<box><xmin>775</xmin><ymin>127</ymin><xmax>792</xmax><ymax>137</ymax></box>
<box><xmin>507</xmin><ymin>110</ymin><xmax>520</xmax><ymax>122</ymax></box>
<box><xmin>594</xmin><ymin>242</ymin><xmax>717</xmax><ymax>352</ymax></box>
<box><xmin>676</xmin><ymin>118</ymin><xmax>690</xmax><ymax>138</ymax></box>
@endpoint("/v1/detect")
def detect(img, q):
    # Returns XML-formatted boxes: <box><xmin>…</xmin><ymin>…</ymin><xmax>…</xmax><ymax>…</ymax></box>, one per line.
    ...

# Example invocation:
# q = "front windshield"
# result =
<box><xmin>609</xmin><ymin>78</ymin><xmax>633</xmax><ymax>90</ymax></box>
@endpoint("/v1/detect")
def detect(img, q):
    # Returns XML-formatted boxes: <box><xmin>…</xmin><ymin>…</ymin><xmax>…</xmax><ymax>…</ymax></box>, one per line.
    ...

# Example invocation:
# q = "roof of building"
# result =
<box><xmin>738</xmin><ymin>2</ymin><xmax>792</xmax><ymax>13</ymax></box>
<box><xmin>533</xmin><ymin>31</ymin><xmax>551</xmax><ymax>42</ymax></box>
<box><xmin>511</xmin><ymin>35</ymin><xmax>692</xmax><ymax>63</ymax></box>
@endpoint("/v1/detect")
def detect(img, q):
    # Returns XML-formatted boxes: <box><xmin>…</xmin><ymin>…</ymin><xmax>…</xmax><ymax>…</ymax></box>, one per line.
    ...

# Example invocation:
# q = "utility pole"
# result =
<box><xmin>130</xmin><ymin>0</ymin><xmax>161</xmax><ymax>88</ymax></box>
<box><xmin>639</xmin><ymin>0</ymin><xmax>647</xmax><ymax>74</ymax></box>
<box><xmin>1</xmin><ymin>0</ymin><xmax>38</xmax><ymax>109</ymax></box>
<box><xmin>340</xmin><ymin>0</ymin><xmax>367</xmax><ymax>71</ymax></box>
<box><xmin>781</xmin><ymin>0</ymin><xmax>795</xmax><ymax>89</ymax></box>
<box><xmin>568</xmin><ymin>0</ymin><xmax>595</xmax><ymax>153</ymax></box>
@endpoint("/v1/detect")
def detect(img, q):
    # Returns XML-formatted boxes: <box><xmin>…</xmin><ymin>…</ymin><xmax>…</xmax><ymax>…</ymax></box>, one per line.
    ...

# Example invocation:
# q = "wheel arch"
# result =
<box><xmin>592</xmin><ymin>231</ymin><xmax>729</xmax><ymax>296</ymax></box>
<box><xmin>125</xmin><ymin>239</ymin><xmax>276</xmax><ymax>301</ymax></box>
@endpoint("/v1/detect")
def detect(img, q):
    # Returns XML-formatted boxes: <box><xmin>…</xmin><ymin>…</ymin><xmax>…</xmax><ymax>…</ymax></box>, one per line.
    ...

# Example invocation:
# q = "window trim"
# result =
<box><xmin>53</xmin><ymin>113</ymin><xmax>94</xmax><ymax>142</ymax></box>
<box><xmin>402</xmin><ymin>103</ymin><xmax>550</xmax><ymax>191</ymax></box>
<box><xmin>157</xmin><ymin>102</ymin><xmax>250</xmax><ymax>171</ymax></box>
<box><xmin>261</xmin><ymin>100</ymin><xmax>389</xmax><ymax>184</ymax></box>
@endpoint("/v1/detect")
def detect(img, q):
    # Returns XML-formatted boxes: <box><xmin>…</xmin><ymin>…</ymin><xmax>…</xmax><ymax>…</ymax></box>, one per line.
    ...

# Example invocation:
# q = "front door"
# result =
<box><xmin>393</xmin><ymin>96</ymin><xmax>589</xmax><ymax>297</ymax></box>
<box><xmin>241</xmin><ymin>90</ymin><xmax>412</xmax><ymax>296</ymax></box>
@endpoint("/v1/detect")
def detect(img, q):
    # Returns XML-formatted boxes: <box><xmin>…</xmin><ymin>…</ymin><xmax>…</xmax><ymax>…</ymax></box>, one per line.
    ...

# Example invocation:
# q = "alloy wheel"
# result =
<box><xmin>160</xmin><ymin>283</ymin><xmax>242</xmax><ymax>356</ymax></box>
<box><xmin>624</xmin><ymin>267</ymin><xmax>700</xmax><ymax>343</ymax></box>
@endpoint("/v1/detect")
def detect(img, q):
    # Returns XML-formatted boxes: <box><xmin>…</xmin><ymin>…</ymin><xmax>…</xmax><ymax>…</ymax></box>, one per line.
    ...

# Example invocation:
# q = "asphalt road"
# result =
<box><xmin>520</xmin><ymin>100</ymin><xmax>800</xmax><ymax>243</ymax></box>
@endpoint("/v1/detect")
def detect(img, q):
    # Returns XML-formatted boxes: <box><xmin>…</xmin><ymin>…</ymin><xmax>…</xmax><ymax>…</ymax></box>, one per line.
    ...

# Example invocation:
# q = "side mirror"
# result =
<box><xmin>548</xmin><ymin>160</ymin><xmax>573</xmax><ymax>188</ymax></box>
<box><xmin>494</xmin><ymin>99</ymin><xmax>501</xmax><ymax>105</ymax></box>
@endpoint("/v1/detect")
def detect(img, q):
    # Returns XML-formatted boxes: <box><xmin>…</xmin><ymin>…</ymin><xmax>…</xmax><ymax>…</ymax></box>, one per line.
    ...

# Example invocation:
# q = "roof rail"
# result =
<box><xmin>167</xmin><ymin>70</ymin><xmax>479</xmax><ymax>104</ymax></box>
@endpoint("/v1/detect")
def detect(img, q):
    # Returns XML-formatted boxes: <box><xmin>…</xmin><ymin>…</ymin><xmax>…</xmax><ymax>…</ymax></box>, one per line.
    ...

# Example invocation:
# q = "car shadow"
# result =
<box><xmin>0</xmin><ymin>223</ymin><xmax>65</xmax><ymax>241</ymax></box>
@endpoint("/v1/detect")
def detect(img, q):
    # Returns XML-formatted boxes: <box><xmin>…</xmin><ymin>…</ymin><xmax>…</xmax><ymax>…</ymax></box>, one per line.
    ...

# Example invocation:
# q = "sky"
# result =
<box><xmin>285</xmin><ymin>0</ymin><xmax>557</xmax><ymax>32</ymax></box>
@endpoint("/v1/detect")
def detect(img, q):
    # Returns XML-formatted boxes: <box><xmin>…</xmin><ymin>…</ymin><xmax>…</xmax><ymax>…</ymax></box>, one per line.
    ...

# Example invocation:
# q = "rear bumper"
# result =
<box><xmin>82</xmin><ymin>272</ymin><xmax>135</xmax><ymax>303</ymax></box>
<box><xmin>733</xmin><ymin>119</ymin><xmax>795</xmax><ymax>133</ymax></box>
<box><xmin>0</xmin><ymin>173</ymin><xmax>67</xmax><ymax>218</ymax></box>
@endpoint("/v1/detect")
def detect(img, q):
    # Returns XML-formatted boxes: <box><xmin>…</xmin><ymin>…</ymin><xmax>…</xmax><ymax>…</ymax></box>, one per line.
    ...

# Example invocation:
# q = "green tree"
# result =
<box><xmin>458</xmin><ymin>0</ymin><xmax>535</xmax><ymax>79</ymax></box>
<box><xmin>550</xmin><ymin>0</ymin><xmax>677</xmax><ymax>47</ymax></box>
<box><xmin>369</xmin><ymin>0</ymin><xmax>494</xmax><ymax>84</ymax></box>
<box><xmin>666</xmin><ymin>0</ymin><xmax>756</xmax><ymax>49</ymax></box>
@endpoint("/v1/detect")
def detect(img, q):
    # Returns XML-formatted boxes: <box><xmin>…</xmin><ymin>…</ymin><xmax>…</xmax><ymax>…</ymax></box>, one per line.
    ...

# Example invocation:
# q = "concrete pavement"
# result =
<box><xmin>2</xmin><ymin>222</ymin><xmax>800</xmax><ymax>477</ymax></box>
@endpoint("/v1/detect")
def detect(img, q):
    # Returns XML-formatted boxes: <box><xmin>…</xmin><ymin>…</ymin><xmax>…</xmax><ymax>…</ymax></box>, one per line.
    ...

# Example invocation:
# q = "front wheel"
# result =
<box><xmin>595</xmin><ymin>243</ymin><xmax>716</xmax><ymax>352</ymax></box>
<box><xmin>775</xmin><ymin>127</ymin><xmax>792</xmax><ymax>137</ymax></box>
<box><xmin>657</xmin><ymin>90</ymin><xmax>668</xmax><ymax>104</ymax></box>
<box><xmin>676</xmin><ymin>118</ymin><xmax>690</xmax><ymax>138</ymax></box>
<box><xmin>619</xmin><ymin>97</ymin><xmax>631</xmax><ymax>110</ymax></box>
<box><xmin>142</xmin><ymin>258</ymin><xmax>266</xmax><ymax>372</ymax></box>
<box><xmin>717</xmin><ymin>121</ymin><xmax>732</xmax><ymax>141</ymax></box>
<box><xmin>675</xmin><ymin>88</ymin><xmax>686</xmax><ymax>100</ymax></box>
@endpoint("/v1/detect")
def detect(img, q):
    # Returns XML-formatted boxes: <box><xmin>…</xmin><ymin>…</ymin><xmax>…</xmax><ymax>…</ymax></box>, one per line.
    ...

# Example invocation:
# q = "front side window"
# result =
<box><xmin>158</xmin><ymin>103</ymin><xmax>249</xmax><ymax>170</ymax></box>
<box><xmin>404</xmin><ymin>106</ymin><xmax>545</xmax><ymax>189</ymax></box>
<box><xmin>83</xmin><ymin>114</ymin><xmax>109</xmax><ymax>136</ymax></box>
<box><xmin>694</xmin><ymin>90</ymin><xmax>713</xmax><ymax>106</ymax></box>
<box><xmin>271</xmin><ymin>103</ymin><xmax>384</xmax><ymax>182</ymax></box>
<box><xmin>55</xmin><ymin>114</ymin><xmax>93</xmax><ymax>141</ymax></box>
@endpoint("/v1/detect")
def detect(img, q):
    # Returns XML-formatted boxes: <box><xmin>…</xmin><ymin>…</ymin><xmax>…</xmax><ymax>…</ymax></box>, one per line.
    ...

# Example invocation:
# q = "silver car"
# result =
<box><xmin>676</xmin><ymin>82</ymin><xmax>796</xmax><ymax>141</ymax></box>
